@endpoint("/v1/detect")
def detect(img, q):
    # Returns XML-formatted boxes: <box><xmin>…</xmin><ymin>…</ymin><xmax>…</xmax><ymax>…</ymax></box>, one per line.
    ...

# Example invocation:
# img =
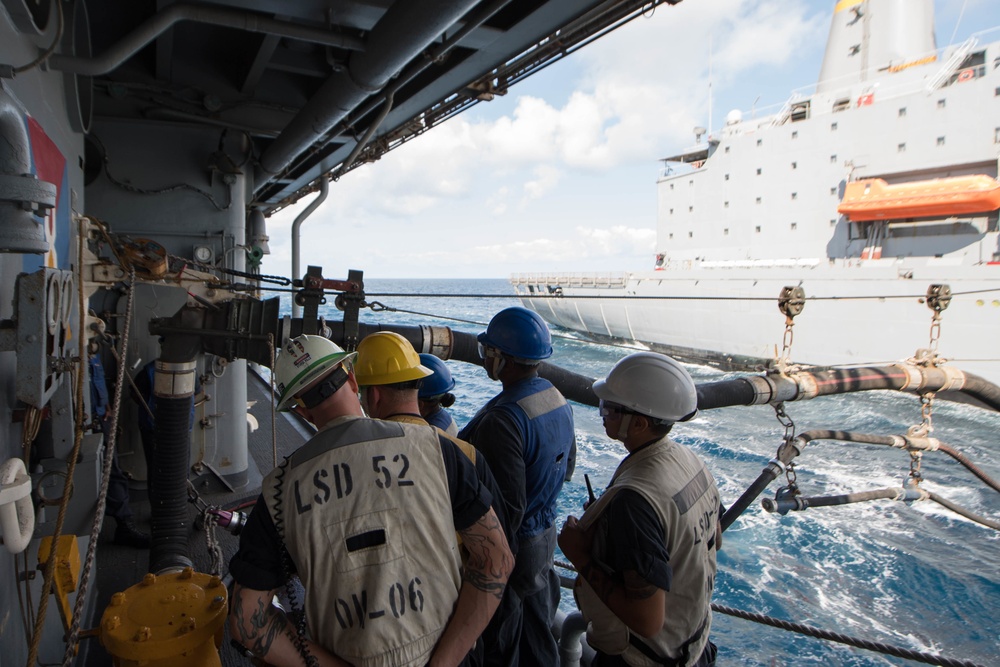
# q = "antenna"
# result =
<box><xmin>708</xmin><ymin>33</ymin><xmax>713</xmax><ymax>135</ymax></box>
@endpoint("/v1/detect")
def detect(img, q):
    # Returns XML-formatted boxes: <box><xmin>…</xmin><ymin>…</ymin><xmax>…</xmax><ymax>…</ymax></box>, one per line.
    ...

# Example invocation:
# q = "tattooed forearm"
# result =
<box><xmin>458</xmin><ymin>510</ymin><xmax>512</xmax><ymax>600</ymax></box>
<box><xmin>232</xmin><ymin>587</ymin><xmax>291</xmax><ymax>658</ymax></box>
<box><xmin>462</xmin><ymin>568</ymin><xmax>508</xmax><ymax>599</ymax></box>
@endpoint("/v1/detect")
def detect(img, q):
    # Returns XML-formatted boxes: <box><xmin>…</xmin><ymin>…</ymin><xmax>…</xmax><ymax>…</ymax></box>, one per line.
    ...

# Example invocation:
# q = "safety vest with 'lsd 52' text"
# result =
<box><xmin>262</xmin><ymin>416</ymin><xmax>462</xmax><ymax>667</ymax></box>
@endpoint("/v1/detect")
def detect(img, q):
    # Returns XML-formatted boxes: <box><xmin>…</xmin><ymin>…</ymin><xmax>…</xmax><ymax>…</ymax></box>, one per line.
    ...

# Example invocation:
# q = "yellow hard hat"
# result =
<box><xmin>354</xmin><ymin>332</ymin><xmax>432</xmax><ymax>386</ymax></box>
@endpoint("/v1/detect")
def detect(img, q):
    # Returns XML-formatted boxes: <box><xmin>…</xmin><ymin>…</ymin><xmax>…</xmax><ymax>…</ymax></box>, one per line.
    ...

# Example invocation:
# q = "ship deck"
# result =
<box><xmin>83</xmin><ymin>369</ymin><xmax>309</xmax><ymax>666</ymax></box>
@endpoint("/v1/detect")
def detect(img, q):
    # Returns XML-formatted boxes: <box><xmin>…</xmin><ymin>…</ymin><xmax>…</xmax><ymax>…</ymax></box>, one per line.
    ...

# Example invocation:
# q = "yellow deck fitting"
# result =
<box><xmin>99</xmin><ymin>567</ymin><xmax>227</xmax><ymax>667</ymax></box>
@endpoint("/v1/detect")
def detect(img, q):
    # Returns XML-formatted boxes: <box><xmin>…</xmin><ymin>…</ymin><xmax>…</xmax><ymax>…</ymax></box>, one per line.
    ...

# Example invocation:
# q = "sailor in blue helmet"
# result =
<box><xmin>418</xmin><ymin>353</ymin><xmax>459</xmax><ymax>436</ymax></box>
<box><xmin>458</xmin><ymin>306</ymin><xmax>576</xmax><ymax>667</ymax></box>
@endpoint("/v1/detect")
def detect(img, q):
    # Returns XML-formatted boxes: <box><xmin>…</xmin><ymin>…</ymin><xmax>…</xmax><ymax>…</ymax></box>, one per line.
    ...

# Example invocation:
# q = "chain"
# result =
<box><xmin>908</xmin><ymin>451</ymin><xmax>924</xmax><ymax>484</ymax></box>
<box><xmin>774</xmin><ymin>403</ymin><xmax>798</xmax><ymax>489</ymax></box>
<box><xmin>780</xmin><ymin>317</ymin><xmax>795</xmax><ymax>363</ymax></box>
<box><xmin>928</xmin><ymin>312</ymin><xmax>942</xmax><ymax>356</ymax></box>
<box><xmin>169</xmin><ymin>254</ymin><xmax>292</xmax><ymax>286</ymax></box>
<box><xmin>203</xmin><ymin>510</ymin><xmax>224</xmax><ymax>577</ymax></box>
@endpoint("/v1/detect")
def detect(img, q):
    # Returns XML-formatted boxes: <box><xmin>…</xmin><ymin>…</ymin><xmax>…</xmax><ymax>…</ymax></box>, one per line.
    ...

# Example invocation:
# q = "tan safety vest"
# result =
<box><xmin>261</xmin><ymin>415</ymin><xmax>462</xmax><ymax>667</ymax></box>
<box><xmin>387</xmin><ymin>414</ymin><xmax>477</xmax><ymax>559</ymax></box>
<box><xmin>388</xmin><ymin>413</ymin><xmax>476</xmax><ymax>463</ymax></box>
<box><xmin>575</xmin><ymin>437</ymin><xmax>719</xmax><ymax>667</ymax></box>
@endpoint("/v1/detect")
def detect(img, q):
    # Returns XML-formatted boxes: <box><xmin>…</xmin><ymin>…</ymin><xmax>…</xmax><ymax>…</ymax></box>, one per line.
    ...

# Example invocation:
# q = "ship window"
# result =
<box><xmin>791</xmin><ymin>131</ymin><xmax>798</xmax><ymax>139</ymax></box>
<box><xmin>833</xmin><ymin>98</ymin><xmax>850</xmax><ymax>112</ymax></box>
<box><xmin>791</xmin><ymin>192</ymin><xmax>798</xmax><ymax>200</ymax></box>
<box><xmin>688</xmin><ymin>231</ymin><xmax>694</xmax><ymax>238</ymax></box>
<box><xmin>791</xmin><ymin>161</ymin><xmax>797</xmax><ymax>169</ymax></box>
<box><xmin>937</xmin><ymin>98</ymin><xmax>946</xmax><ymax>108</ymax></box>
<box><xmin>830</xmin><ymin>187</ymin><xmax>837</xmax><ymax>195</ymax></box>
<box><xmin>791</xmin><ymin>101</ymin><xmax>810</xmax><ymax>121</ymax></box>
<box><xmin>996</xmin><ymin>87</ymin><xmax>1000</xmax><ymax>96</ymax></box>
<box><xmin>995</xmin><ymin>127</ymin><xmax>1000</xmax><ymax>143</ymax></box>
<box><xmin>724</xmin><ymin>201</ymin><xmax>729</xmax><ymax>208</ymax></box>
<box><xmin>757</xmin><ymin>139</ymin><xmax>763</xmax><ymax>146</ymax></box>
<box><xmin>755</xmin><ymin>226</ymin><xmax>761</xmax><ymax>233</ymax></box>
<box><xmin>725</xmin><ymin>146</ymin><xmax>731</xmax><ymax>153</ymax></box>
<box><xmin>689</xmin><ymin>179</ymin><xmax>694</xmax><ymax>186</ymax></box>
<box><xmin>670</xmin><ymin>184</ymin><xmax>674</xmax><ymax>190</ymax></box>
<box><xmin>790</xmin><ymin>222</ymin><xmax>798</xmax><ymax>230</ymax></box>
<box><xmin>756</xmin><ymin>168</ymin><xmax>762</xmax><ymax>175</ymax></box>
<box><xmin>725</xmin><ymin>173</ymin><xmax>730</xmax><ymax>181</ymax></box>
<box><xmin>937</xmin><ymin>136</ymin><xmax>945</xmax><ymax>146</ymax></box>
<box><xmin>831</xmin><ymin>122</ymin><xmax>838</xmax><ymax>130</ymax></box>
<box><xmin>669</xmin><ymin>233</ymin><xmax>674</xmax><ymax>240</ymax></box>
<box><xmin>830</xmin><ymin>219</ymin><xmax>837</xmax><ymax>226</ymax></box>
<box><xmin>756</xmin><ymin>197</ymin><xmax>762</xmax><ymax>204</ymax></box>
<box><xmin>898</xmin><ymin>143</ymin><xmax>906</xmax><ymax>152</ymax></box>
<box><xmin>689</xmin><ymin>206</ymin><xmax>694</xmax><ymax>212</ymax></box>
<box><xmin>724</xmin><ymin>228</ymin><xmax>729</xmax><ymax>235</ymax></box>
<box><xmin>899</xmin><ymin>107</ymin><xmax>906</xmax><ymax>117</ymax></box>
<box><xmin>830</xmin><ymin>155</ymin><xmax>837</xmax><ymax>163</ymax></box>
<box><xmin>669</xmin><ymin>208</ymin><xmax>674</xmax><ymax>214</ymax></box>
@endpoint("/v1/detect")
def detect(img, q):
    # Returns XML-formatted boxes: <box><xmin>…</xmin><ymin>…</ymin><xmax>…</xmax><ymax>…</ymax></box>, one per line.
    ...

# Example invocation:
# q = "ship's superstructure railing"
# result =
<box><xmin>510</xmin><ymin>272</ymin><xmax>628</xmax><ymax>290</ymax></box>
<box><xmin>924</xmin><ymin>36</ymin><xmax>979</xmax><ymax>92</ymax></box>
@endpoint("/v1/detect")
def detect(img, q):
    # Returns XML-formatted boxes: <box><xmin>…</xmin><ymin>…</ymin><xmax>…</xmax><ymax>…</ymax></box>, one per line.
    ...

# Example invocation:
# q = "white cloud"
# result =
<box><xmin>267</xmin><ymin>0</ymin><xmax>837</xmax><ymax>278</ymax></box>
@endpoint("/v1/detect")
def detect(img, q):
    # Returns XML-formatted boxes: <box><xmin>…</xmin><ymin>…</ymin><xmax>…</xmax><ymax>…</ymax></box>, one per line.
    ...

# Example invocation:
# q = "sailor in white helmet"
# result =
<box><xmin>228</xmin><ymin>334</ymin><xmax>513</xmax><ymax>667</ymax></box>
<box><xmin>559</xmin><ymin>352</ymin><xmax>721</xmax><ymax>667</ymax></box>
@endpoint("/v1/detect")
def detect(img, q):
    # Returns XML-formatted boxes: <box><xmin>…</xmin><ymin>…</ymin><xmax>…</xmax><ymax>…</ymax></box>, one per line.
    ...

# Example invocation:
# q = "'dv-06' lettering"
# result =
<box><xmin>334</xmin><ymin>577</ymin><xmax>425</xmax><ymax>629</ymax></box>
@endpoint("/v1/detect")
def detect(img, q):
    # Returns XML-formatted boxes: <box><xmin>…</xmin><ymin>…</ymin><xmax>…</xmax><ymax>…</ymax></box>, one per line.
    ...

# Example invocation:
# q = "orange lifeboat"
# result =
<box><xmin>837</xmin><ymin>175</ymin><xmax>1000</xmax><ymax>222</ymax></box>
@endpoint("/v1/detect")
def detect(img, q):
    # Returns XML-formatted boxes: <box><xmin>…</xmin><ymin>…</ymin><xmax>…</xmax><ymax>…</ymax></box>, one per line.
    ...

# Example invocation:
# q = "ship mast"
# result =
<box><xmin>816</xmin><ymin>0</ymin><xmax>936</xmax><ymax>93</ymax></box>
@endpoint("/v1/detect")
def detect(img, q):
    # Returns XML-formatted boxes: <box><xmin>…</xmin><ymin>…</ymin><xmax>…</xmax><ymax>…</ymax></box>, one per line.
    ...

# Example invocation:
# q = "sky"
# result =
<box><xmin>265</xmin><ymin>0</ymin><xmax>1000</xmax><ymax>280</ymax></box>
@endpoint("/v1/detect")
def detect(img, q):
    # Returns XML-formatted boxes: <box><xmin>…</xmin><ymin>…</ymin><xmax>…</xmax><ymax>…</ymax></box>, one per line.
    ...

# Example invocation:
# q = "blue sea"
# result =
<box><xmin>272</xmin><ymin>278</ymin><xmax>1000</xmax><ymax>667</ymax></box>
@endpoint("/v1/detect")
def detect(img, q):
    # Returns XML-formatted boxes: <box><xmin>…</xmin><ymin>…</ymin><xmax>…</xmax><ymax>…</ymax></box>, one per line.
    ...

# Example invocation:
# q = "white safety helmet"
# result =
<box><xmin>274</xmin><ymin>335</ymin><xmax>357</xmax><ymax>411</ymax></box>
<box><xmin>592</xmin><ymin>352</ymin><xmax>698</xmax><ymax>423</ymax></box>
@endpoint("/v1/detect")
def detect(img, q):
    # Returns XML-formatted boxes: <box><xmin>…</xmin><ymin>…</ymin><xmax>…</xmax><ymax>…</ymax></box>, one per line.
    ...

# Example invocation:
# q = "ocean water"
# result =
<box><xmin>273</xmin><ymin>278</ymin><xmax>1000</xmax><ymax>667</ymax></box>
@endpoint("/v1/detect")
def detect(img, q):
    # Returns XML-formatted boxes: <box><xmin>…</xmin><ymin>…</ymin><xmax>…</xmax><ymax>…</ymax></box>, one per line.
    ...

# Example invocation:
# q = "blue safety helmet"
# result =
<box><xmin>477</xmin><ymin>306</ymin><xmax>553</xmax><ymax>362</ymax></box>
<box><xmin>418</xmin><ymin>354</ymin><xmax>456</xmax><ymax>398</ymax></box>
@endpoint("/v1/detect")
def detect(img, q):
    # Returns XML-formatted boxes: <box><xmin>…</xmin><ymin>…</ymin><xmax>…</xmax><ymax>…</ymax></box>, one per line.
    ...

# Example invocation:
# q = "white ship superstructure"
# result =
<box><xmin>513</xmin><ymin>0</ymin><xmax>1000</xmax><ymax>386</ymax></box>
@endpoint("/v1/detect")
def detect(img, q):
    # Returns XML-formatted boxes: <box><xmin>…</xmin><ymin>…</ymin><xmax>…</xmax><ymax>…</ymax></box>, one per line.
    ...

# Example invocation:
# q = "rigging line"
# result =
<box><xmin>514</xmin><ymin>287</ymin><xmax>1000</xmax><ymax>302</ymax></box>
<box><xmin>711</xmin><ymin>604</ymin><xmax>986</xmax><ymax>667</ymax></box>
<box><xmin>376</xmin><ymin>304</ymin><xmax>658</xmax><ymax>352</ymax></box>
<box><xmin>63</xmin><ymin>268</ymin><xmax>137</xmax><ymax>666</ymax></box>
<box><xmin>362</xmin><ymin>287</ymin><xmax>1000</xmax><ymax>301</ymax></box>
<box><xmin>555</xmin><ymin>558</ymin><xmax>986</xmax><ymax>667</ymax></box>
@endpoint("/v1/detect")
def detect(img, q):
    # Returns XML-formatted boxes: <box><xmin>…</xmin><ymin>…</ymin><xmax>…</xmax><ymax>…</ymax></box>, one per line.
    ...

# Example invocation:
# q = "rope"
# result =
<box><xmin>555</xmin><ymin>559</ymin><xmax>986</xmax><ymax>665</ymax></box>
<box><xmin>62</xmin><ymin>267</ymin><xmax>136</xmax><ymax>666</ymax></box>
<box><xmin>26</xmin><ymin>221</ymin><xmax>91</xmax><ymax>667</ymax></box>
<box><xmin>711</xmin><ymin>604</ymin><xmax>987</xmax><ymax>667</ymax></box>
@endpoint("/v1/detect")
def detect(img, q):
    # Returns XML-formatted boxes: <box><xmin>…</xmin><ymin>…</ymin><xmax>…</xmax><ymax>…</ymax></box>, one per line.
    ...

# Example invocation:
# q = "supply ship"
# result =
<box><xmin>512</xmin><ymin>0</ymin><xmax>1000</xmax><ymax>389</ymax></box>
<box><xmin>0</xmin><ymin>0</ymin><xmax>996</xmax><ymax>666</ymax></box>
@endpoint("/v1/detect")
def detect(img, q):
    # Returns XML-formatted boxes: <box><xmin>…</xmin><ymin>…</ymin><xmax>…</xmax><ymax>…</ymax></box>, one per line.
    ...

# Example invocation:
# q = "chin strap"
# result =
<box><xmin>617</xmin><ymin>413</ymin><xmax>632</xmax><ymax>441</ymax></box>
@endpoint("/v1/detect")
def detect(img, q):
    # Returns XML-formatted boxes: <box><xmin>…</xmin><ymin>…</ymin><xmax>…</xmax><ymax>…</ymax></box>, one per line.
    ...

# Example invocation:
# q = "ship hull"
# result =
<box><xmin>513</xmin><ymin>261</ymin><xmax>1000</xmax><ymax>385</ymax></box>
